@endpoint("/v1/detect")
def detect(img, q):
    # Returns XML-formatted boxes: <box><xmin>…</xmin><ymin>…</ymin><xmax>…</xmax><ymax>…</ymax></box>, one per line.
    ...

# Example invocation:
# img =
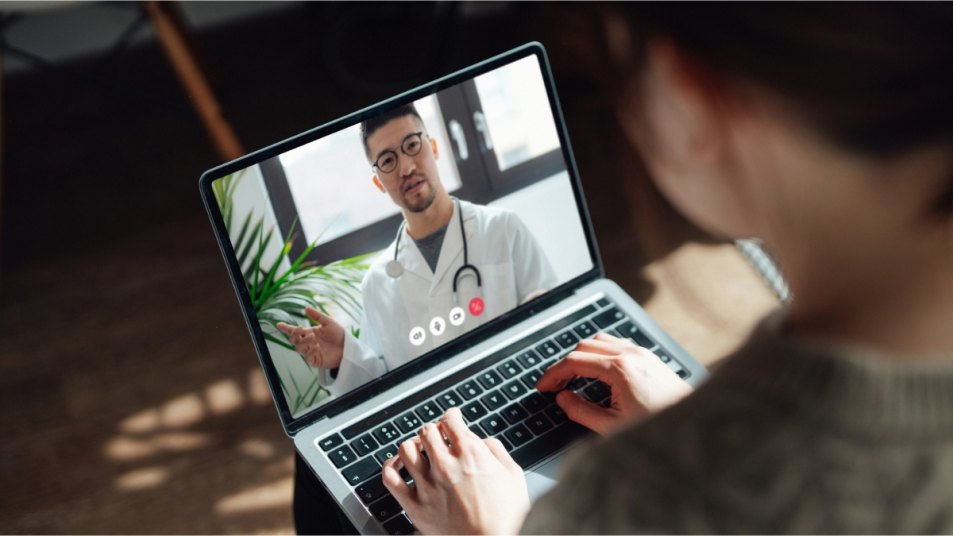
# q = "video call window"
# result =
<box><xmin>213</xmin><ymin>55</ymin><xmax>592</xmax><ymax>418</ymax></box>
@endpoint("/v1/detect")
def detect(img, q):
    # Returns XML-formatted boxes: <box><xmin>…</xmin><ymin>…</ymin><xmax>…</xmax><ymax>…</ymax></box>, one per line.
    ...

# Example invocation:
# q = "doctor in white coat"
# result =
<box><xmin>278</xmin><ymin>104</ymin><xmax>556</xmax><ymax>397</ymax></box>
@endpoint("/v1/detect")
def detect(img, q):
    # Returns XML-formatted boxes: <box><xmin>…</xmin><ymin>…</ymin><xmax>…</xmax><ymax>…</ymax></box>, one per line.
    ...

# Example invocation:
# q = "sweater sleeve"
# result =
<box><xmin>519</xmin><ymin>434</ymin><xmax>670</xmax><ymax>535</ymax></box>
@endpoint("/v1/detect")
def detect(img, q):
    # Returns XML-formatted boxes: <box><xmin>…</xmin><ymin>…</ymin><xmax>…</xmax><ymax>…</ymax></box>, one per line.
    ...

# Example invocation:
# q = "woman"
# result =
<box><xmin>381</xmin><ymin>4</ymin><xmax>953</xmax><ymax>534</ymax></box>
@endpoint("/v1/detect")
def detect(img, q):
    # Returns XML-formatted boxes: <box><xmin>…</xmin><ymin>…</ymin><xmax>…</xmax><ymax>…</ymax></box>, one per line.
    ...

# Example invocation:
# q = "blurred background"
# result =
<box><xmin>0</xmin><ymin>2</ymin><xmax>778</xmax><ymax>533</ymax></box>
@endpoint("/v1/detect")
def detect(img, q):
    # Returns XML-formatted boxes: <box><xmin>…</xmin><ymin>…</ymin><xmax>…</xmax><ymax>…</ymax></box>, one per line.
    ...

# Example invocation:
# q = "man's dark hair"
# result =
<box><xmin>360</xmin><ymin>103</ymin><xmax>425</xmax><ymax>158</ymax></box>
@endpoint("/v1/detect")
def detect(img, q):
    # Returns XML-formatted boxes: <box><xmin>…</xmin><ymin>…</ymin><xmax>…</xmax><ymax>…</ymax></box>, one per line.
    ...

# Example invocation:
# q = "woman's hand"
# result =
<box><xmin>382</xmin><ymin>407</ymin><xmax>529</xmax><ymax>535</ymax></box>
<box><xmin>536</xmin><ymin>332</ymin><xmax>693</xmax><ymax>436</ymax></box>
<box><xmin>276</xmin><ymin>306</ymin><xmax>345</xmax><ymax>369</ymax></box>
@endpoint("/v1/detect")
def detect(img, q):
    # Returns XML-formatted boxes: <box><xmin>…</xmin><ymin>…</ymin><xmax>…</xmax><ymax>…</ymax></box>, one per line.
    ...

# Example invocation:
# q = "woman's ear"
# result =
<box><xmin>372</xmin><ymin>175</ymin><xmax>385</xmax><ymax>193</ymax></box>
<box><xmin>644</xmin><ymin>39</ymin><xmax>729</xmax><ymax>164</ymax></box>
<box><xmin>431</xmin><ymin>137</ymin><xmax>439</xmax><ymax>160</ymax></box>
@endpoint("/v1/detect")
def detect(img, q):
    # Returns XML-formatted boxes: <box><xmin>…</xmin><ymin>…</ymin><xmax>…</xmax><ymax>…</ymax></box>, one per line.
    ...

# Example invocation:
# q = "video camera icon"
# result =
<box><xmin>448</xmin><ymin>306</ymin><xmax>466</xmax><ymax>326</ymax></box>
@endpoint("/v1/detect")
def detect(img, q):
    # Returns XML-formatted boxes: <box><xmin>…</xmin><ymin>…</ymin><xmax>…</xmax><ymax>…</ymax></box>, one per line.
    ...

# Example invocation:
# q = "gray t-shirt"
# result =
<box><xmin>413</xmin><ymin>224</ymin><xmax>449</xmax><ymax>273</ymax></box>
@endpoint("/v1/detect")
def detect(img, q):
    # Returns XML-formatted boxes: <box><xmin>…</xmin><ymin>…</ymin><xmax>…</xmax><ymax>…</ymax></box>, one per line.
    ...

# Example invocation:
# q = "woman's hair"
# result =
<box><xmin>613</xmin><ymin>3</ymin><xmax>953</xmax><ymax>212</ymax></box>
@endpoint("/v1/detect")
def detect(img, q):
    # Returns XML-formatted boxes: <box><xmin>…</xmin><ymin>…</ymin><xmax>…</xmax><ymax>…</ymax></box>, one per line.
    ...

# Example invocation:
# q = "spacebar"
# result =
<box><xmin>511</xmin><ymin>422</ymin><xmax>590</xmax><ymax>469</ymax></box>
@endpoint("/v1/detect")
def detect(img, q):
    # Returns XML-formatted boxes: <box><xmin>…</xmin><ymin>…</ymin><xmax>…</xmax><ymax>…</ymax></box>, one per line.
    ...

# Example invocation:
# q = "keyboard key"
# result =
<box><xmin>555</xmin><ymin>329</ymin><xmax>580</xmax><ymax>349</ymax></box>
<box><xmin>595</xmin><ymin>297</ymin><xmax>610</xmax><ymax>308</ymax></box>
<box><xmin>525</xmin><ymin>413</ymin><xmax>555</xmax><ymax>435</ymax></box>
<box><xmin>383</xmin><ymin>514</ymin><xmax>415</xmax><ymax>535</ymax></box>
<box><xmin>516</xmin><ymin>350</ymin><xmax>543</xmax><ymax>369</ymax></box>
<box><xmin>469</xmin><ymin>424</ymin><xmax>487</xmax><ymax>438</ymax></box>
<box><xmin>355</xmin><ymin>477</ymin><xmax>387</xmax><ymax>505</ymax></box>
<box><xmin>504</xmin><ymin>424</ymin><xmax>533</xmax><ymax>447</ymax></box>
<box><xmin>545</xmin><ymin>404</ymin><xmax>569</xmax><ymax>425</ymax></box>
<box><xmin>664</xmin><ymin>358</ymin><xmax>689</xmax><ymax>379</ymax></box>
<box><xmin>457</xmin><ymin>380</ymin><xmax>484</xmax><ymax>400</ymax></box>
<box><xmin>369</xmin><ymin>494</ymin><xmax>403</xmax><ymax>522</ymax></box>
<box><xmin>394</xmin><ymin>412</ymin><xmax>422</xmax><ymax>434</ymax></box>
<box><xmin>501</xmin><ymin>403</ymin><xmax>529</xmax><ymax>424</ymax></box>
<box><xmin>592</xmin><ymin>307</ymin><xmax>626</xmax><ymax>328</ymax></box>
<box><xmin>328</xmin><ymin>445</ymin><xmax>358</xmax><ymax>468</ymax></box>
<box><xmin>351</xmin><ymin>434</ymin><xmax>379</xmax><ymax>457</ymax></box>
<box><xmin>616</xmin><ymin>321</ymin><xmax>655</xmax><ymax>348</ymax></box>
<box><xmin>502</xmin><ymin>379</ymin><xmax>528</xmax><ymax>400</ymax></box>
<box><xmin>342</xmin><ymin>457</ymin><xmax>380</xmax><ymax>486</ymax></box>
<box><xmin>496</xmin><ymin>435</ymin><xmax>513</xmax><ymax>452</ymax></box>
<box><xmin>415</xmin><ymin>401</ymin><xmax>441</xmax><ymax>422</ymax></box>
<box><xmin>461</xmin><ymin>400</ymin><xmax>489</xmax><ymax>422</ymax></box>
<box><xmin>318</xmin><ymin>433</ymin><xmax>343</xmax><ymax>451</ymax></box>
<box><xmin>520</xmin><ymin>368</ymin><xmax>543</xmax><ymax>390</ymax></box>
<box><xmin>398</xmin><ymin>466</ymin><xmax>413</xmax><ymax>485</ymax></box>
<box><xmin>436</xmin><ymin>390</ymin><xmax>463</xmax><ymax>410</ymax></box>
<box><xmin>497</xmin><ymin>359</ymin><xmax>522</xmax><ymax>379</ymax></box>
<box><xmin>520</xmin><ymin>392</ymin><xmax>549</xmax><ymax>414</ymax></box>
<box><xmin>655</xmin><ymin>351</ymin><xmax>672</xmax><ymax>363</ymax></box>
<box><xmin>476</xmin><ymin>370</ymin><xmax>503</xmax><ymax>389</ymax></box>
<box><xmin>583</xmin><ymin>381</ymin><xmax>612</xmax><ymax>403</ymax></box>
<box><xmin>480</xmin><ymin>390</ymin><xmax>508</xmax><ymax>411</ymax></box>
<box><xmin>374</xmin><ymin>444</ymin><xmax>399</xmax><ymax>465</ymax></box>
<box><xmin>573</xmin><ymin>320</ymin><xmax>597</xmax><ymax>338</ymax></box>
<box><xmin>511</xmin><ymin>421</ymin><xmax>589</xmax><ymax>469</ymax></box>
<box><xmin>567</xmin><ymin>377</ymin><xmax>589</xmax><ymax>391</ymax></box>
<box><xmin>372</xmin><ymin>423</ymin><xmax>401</xmax><ymax>444</ymax></box>
<box><xmin>536</xmin><ymin>340</ymin><xmax>560</xmax><ymax>359</ymax></box>
<box><xmin>480</xmin><ymin>414</ymin><xmax>508</xmax><ymax>436</ymax></box>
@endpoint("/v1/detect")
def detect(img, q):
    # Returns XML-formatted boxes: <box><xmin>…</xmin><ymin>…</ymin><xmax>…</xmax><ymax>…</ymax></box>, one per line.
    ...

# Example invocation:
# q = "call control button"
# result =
<box><xmin>409</xmin><ymin>327</ymin><xmax>426</xmax><ymax>346</ymax></box>
<box><xmin>448</xmin><ymin>307</ymin><xmax>466</xmax><ymax>326</ymax></box>
<box><xmin>469</xmin><ymin>297</ymin><xmax>485</xmax><ymax>317</ymax></box>
<box><xmin>429</xmin><ymin>316</ymin><xmax>446</xmax><ymax>336</ymax></box>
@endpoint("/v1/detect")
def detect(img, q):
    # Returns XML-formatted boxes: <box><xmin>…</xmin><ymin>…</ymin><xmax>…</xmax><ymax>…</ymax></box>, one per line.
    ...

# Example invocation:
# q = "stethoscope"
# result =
<box><xmin>385</xmin><ymin>198</ymin><xmax>483</xmax><ymax>299</ymax></box>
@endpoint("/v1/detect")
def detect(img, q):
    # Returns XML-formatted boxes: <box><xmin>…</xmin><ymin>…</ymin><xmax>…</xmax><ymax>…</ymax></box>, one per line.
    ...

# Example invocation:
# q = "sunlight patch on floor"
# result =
<box><xmin>114</xmin><ymin>466</ymin><xmax>171</xmax><ymax>491</ymax></box>
<box><xmin>207</xmin><ymin>379</ymin><xmax>245</xmax><ymax>414</ymax></box>
<box><xmin>214</xmin><ymin>476</ymin><xmax>294</xmax><ymax>515</ymax></box>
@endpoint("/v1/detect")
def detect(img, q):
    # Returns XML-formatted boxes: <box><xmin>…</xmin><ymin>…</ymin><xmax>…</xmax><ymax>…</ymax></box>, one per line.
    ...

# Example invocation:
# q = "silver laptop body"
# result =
<box><xmin>199</xmin><ymin>42</ymin><xmax>706</xmax><ymax>535</ymax></box>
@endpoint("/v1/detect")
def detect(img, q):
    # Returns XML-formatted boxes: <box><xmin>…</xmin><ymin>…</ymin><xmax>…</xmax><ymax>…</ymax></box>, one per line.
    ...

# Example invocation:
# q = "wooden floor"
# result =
<box><xmin>0</xmin><ymin>4</ymin><xmax>779</xmax><ymax>533</ymax></box>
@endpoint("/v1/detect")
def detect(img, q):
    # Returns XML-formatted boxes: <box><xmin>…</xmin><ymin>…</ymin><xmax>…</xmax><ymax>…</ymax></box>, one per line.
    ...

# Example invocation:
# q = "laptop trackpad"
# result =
<box><xmin>525</xmin><ymin>454</ymin><xmax>566</xmax><ymax>502</ymax></box>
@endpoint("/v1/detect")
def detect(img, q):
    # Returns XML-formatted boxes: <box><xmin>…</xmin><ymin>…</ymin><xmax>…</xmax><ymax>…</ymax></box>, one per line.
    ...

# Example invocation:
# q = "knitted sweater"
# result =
<box><xmin>522</xmin><ymin>315</ymin><xmax>953</xmax><ymax>534</ymax></box>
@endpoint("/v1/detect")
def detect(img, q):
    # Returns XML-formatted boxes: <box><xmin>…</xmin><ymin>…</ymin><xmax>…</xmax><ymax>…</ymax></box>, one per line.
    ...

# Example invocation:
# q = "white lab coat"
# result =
<box><xmin>319</xmin><ymin>200</ymin><xmax>557</xmax><ymax>396</ymax></box>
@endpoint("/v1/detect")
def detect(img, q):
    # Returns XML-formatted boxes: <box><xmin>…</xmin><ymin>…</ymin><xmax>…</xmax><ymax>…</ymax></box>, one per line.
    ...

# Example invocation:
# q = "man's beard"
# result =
<box><xmin>404</xmin><ymin>177</ymin><xmax>437</xmax><ymax>213</ymax></box>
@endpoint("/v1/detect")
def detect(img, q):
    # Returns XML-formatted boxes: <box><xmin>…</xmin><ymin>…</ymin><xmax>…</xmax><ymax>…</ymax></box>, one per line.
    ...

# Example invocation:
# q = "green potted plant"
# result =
<box><xmin>213</xmin><ymin>169</ymin><xmax>369</xmax><ymax>413</ymax></box>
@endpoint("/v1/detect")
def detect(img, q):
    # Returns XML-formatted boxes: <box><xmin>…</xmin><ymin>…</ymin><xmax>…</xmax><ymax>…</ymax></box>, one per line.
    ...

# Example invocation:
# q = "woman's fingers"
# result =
<box><xmin>397</xmin><ymin>437</ymin><xmax>429</xmax><ymax>486</ymax></box>
<box><xmin>555</xmin><ymin>390</ymin><xmax>616</xmax><ymax>435</ymax></box>
<box><xmin>484</xmin><ymin>437</ymin><xmax>520</xmax><ymax>471</ymax></box>
<box><xmin>575</xmin><ymin>334</ymin><xmax>636</xmax><ymax>354</ymax></box>
<box><xmin>418</xmin><ymin>422</ymin><xmax>450</xmax><ymax>460</ymax></box>
<box><xmin>536</xmin><ymin>351</ymin><xmax>618</xmax><ymax>391</ymax></box>
<box><xmin>438</xmin><ymin>407</ymin><xmax>474</xmax><ymax>451</ymax></box>
<box><xmin>382</xmin><ymin>457</ymin><xmax>417</xmax><ymax>505</ymax></box>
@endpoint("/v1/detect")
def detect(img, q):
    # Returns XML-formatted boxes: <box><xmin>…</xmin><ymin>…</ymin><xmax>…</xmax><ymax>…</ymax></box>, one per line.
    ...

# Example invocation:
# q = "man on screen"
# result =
<box><xmin>277</xmin><ymin>103</ymin><xmax>556</xmax><ymax>396</ymax></box>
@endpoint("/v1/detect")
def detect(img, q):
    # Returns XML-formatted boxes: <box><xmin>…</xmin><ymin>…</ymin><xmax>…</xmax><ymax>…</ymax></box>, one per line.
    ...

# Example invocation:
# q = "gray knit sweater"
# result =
<box><xmin>522</xmin><ymin>315</ymin><xmax>953</xmax><ymax>534</ymax></box>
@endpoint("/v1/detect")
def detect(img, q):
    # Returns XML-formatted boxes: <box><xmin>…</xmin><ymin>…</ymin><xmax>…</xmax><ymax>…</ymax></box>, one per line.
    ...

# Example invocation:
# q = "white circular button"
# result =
<box><xmin>409</xmin><ymin>326</ymin><xmax>426</xmax><ymax>346</ymax></box>
<box><xmin>448</xmin><ymin>306</ymin><xmax>466</xmax><ymax>326</ymax></box>
<box><xmin>429</xmin><ymin>316</ymin><xmax>446</xmax><ymax>336</ymax></box>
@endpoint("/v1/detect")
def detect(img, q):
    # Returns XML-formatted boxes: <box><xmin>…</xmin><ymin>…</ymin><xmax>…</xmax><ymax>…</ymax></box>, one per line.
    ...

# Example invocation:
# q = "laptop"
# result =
<box><xmin>199</xmin><ymin>42</ymin><xmax>707</xmax><ymax>535</ymax></box>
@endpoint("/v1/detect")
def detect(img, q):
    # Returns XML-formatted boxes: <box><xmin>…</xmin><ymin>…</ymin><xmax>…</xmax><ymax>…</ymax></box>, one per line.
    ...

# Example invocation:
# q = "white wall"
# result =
<box><xmin>226</xmin><ymin>164</ymin><xmax>291</xmax><ymax>275</ymax></box>
<box><xmin>489</xmin><ymin>172</ymin><xmax>593</xmax><ymax>284</ymax></box>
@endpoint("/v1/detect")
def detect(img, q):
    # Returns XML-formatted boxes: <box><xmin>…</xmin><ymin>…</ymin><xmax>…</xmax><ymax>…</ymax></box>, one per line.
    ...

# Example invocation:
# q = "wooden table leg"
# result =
<box><xmin>144</xmin><ymin>1</ymin><xmax>244</xmax><ymax>162</ymax></box>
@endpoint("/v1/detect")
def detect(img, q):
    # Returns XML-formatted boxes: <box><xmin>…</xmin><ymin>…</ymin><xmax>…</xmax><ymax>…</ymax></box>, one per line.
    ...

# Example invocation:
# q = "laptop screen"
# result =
<box><xmin>205</xmin><ymin>47</ymin><xmax>598</xmax><ymax>425</ymax></box>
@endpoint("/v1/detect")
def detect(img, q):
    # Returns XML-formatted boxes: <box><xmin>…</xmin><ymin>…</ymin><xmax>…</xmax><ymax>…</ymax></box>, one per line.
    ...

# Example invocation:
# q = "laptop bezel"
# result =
<box><xmin>198</xmin><ymin>42</ymin><xmax>604</xmax><ymax>436</ymax></box>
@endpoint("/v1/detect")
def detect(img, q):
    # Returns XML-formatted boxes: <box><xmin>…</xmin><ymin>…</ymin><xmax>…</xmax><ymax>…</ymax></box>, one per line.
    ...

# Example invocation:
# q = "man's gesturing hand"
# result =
<box><xmin>276</xmin><ymin>306</ymin><xmax>345</xmax><ymax>370</ymax></box>
<box><xmin>536</xmin><ymin>333</ymin><xmax>693</xmax><ymax>436</ymax></box>
<box><xmin>382</xmin><ymin>407</ymin><xmax>530</xmax><ymax>535</ymax></box>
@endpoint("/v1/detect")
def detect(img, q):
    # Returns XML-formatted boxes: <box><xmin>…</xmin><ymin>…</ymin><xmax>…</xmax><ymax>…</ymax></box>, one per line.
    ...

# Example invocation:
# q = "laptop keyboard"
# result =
<box><xmin>315</xmin><ymin>297</ymin><xmax>690</xmax><ymax>534</ymax></box>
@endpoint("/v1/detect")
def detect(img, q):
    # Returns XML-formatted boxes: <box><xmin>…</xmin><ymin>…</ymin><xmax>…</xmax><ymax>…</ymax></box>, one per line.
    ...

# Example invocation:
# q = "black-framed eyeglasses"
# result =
<box><xmin>372</xmin><ymin>132</ymin><xmax>425</xmax><ymax>174</ymax></box>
